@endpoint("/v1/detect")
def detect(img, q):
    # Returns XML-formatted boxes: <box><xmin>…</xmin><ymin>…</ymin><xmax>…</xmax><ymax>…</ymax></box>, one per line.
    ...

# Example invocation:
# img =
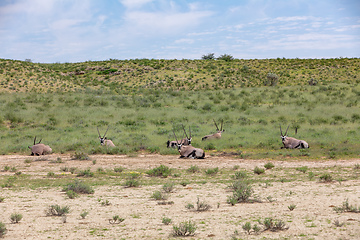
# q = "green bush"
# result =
<box><xmin>146</xmin><ymin>165</ymin><xmax>172</xmax><ymax>178</ymax></box>
<box><xmin>254</xmin><ymin>166</ymin><xmax>265</xmax><ymax>175</ymax></box>
<box><xmin>151</xmin><ymin>190</ymin><xmax>168</xmax><ymax>200</ymax></box>
<box><xmin>205</xmin><ymin>167</ymin><xmax>219</xmax><ymax>175</ymax></box>
<box><xmin>187</xmin><ymin>165</ymin><xmax>200</xmax><ymax>173</ymax></box>
<box><xmin>63</xmin><ymin>179</ymin><xmax>94</xmax><ymax>194</ymax></box>
<box><xmin>227</xmin><ymin>181</ymin><xmax>254</xmax><ymax>204</ymax></box>
<box><xmin>45</xmin><ymin>205</ymin><xmax>70</xmax><ymax>216</ymax></box>
<box><xmin>319</xmin><ymin>173</ymin><xmax>333</xmax><ymax>182</ymax></box>
<box><xmin>172</xmin><ymin>220</ymin><xmax>197</xmax><ymax>236</ymax></box>
<box><xmin>0</xmin><ymin>222</ymin><xmax>6</xmax><ymax>237</ymax></box>
<box><xmin>264</xmin><ymin>162</ymin><xmax>275</xmax><ymax>169</ymax></box>
<box><xmin>162</xmin><ymin>217</ymin><xmax>172</xmax><ymax>225</ymax></box>
<box><xmin>10</xmin><ymin>213</ymin><xmax>23</xmax><ymax>223</ymax></box>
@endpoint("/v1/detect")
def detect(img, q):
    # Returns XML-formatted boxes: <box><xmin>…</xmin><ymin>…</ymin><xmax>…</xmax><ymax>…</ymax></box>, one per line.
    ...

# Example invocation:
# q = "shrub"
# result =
<box><xmin>10</xmin><ymin>213</ymin><xmax>23</xmax><ymax>223</ymax></box>
<box><xmin>319</xmin><ymin>173</ymin><xmax>333</xmax><ymax>182</ymax></box>
<box><xmin>45</xmin><ymin>205</ymin><xmax>70</xmax><ymax>216</ymax></box>
<box><xmin>63</xmin><ymin>179</ymin><xmax>94</xmax><ymax>194</ymax></box>
<box><xmin>66</xmin><ymin>190</ymin><xmax>78</xmax><ymax>199</ymax></box>
<box><xmin>333</xmin><ymin>199</ymin><xmax>360</xmax><ymax>213</ymax></box>
<box><xmin>151</xmin><ymin>190</ymin><xmax>168</xmax><ymax>200</ymax></box>
<box><xmin>76</xmin><ymin>169</ymin><xmax>94</xmax><ymax>177</ymax></box>
<box><xmin>288</xmin><ymin>204</ymin><xmax>296</xmax><ymax>211</ymax></box>
<box><xmin>47</xmin><ymin>172</ymin><xmax>55</xmax><ymax>177</ymax></box>
<box><xmin>71</xmin><ymin>152</ymin><xmax>90</xmax><ymax>160</ymax></box>
<box><xmin>146</xmin><ymin>165</ymin><xmax>172</xmax><ymax>178</ymax></box>
<box><xmin>124</xmin><ymin>173</ymin><xmax>141</xmax><ymax>188</ymax></box>
<box><xmin>109</xmin><ymin>215</ymin><xmax>125</xmax><ymax>224</ymax></box>
<box><xmin>233</xmin><ymin>170</ymin><xmax>248</xmax><ymax>179</ymax></box>
<box><xmin>0</xmin><ymin>222</ymin><xmax>6</xmax><ymax>237</ymax></box>
<box><xmin>162</xmin><ymin>182</ymin><xmax>175</xmax><ymax>193</ymax></box>
<box><xmin>264</xmin><ymin>162</ymin><xmax>274</xmax><ymax>169</ymax></box>
<box><xmin>254</xmin><ymin>166</ymin><xmax>265</xmax><ymax>175</ymax></box>
<box><xmin>172</xmin><ymin>220</ymin><xmax>197</xmax><ymax>236</ymax></box>
<box><xmin>242</xmin><ymin>222</ymin><xmax>260</xmax><ymax>235</ymax></box>
<box><xmin>205</xmin><ymin>167</ymin><xmax>219</xmax><ymax>175</ymax></box>
<box><xmin>114</xmin><ymin>167</ymin><xmax>125</xmax><ymax>173</ymax></box>
<box><xmin>296</xmin><ymin>166</ymin><xmax>308</xmax><ymax>173</ymax></box>
<box><xmin>162</xmin><ymin>217</ymin><xmax>172</xmax><ymax>225</ymax></box>
<box><xmin>259</xmin><ymin>217</ymin><xmax>289</xmax><ymax>232</ymax></box>
<box><xmin>264</xmin><ymin>73</ymin><xmax>279</xmax><ymax>86</ymax></box>
<box><xmin>80</xmin><ymin>210</ymin><xmax>89</xmax><ymax>219</ymax></box>
<box><xmin>227</xmin><ymin>181</ymin><xmax>254</xmax><ymax>204</ymax></box>
<box><xmin>196</xmin><ymin>197</ymin><xmax>211</xmax><ymax>211</ymax></box>
<box><xmin>187</xmin><ymin>165</ymin><xmax>200</xmax><ymax>173</ymax></box>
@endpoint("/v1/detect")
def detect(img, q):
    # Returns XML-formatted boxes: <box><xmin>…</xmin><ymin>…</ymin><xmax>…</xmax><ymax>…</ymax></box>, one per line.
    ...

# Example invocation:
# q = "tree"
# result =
<box><xmin>202</xmin><ymin>53</ymin><xmax>215</xmax><ymax>60</ymax></box>
<box><xmin>217</xmin><ymin>54</ymin><xmax>234</xmax><ymax>62</ymax></box>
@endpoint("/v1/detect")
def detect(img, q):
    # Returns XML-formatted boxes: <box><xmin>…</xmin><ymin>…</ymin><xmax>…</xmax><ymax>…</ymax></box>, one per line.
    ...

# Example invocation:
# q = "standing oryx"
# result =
<box><xmin>280</xmin><ymin>125</ymin><xmax>309</xmax><ymax>149</ymax></box>
<box><xmin>166</xmin><ymin>125</ymin><xmax>192</xmax><ymax>148</ymax></box>
<box><xmin>202</xmin><ymin>119</ymin><xmax>224</xmax><ymax>141</ymax></box>
<box><xmin>28</xmin><ymin>136</ymin><xmax>52</xmax><ymax>156</ymax></box>
<box><xmin>173</xmin><ymin>130</ymin><xmax>205</xmax><ymax>159</ymax></box>
<box><xmin>97</xmin><ymin>126</ymin><xmax>115</xmax><ymax>147</ymax></box>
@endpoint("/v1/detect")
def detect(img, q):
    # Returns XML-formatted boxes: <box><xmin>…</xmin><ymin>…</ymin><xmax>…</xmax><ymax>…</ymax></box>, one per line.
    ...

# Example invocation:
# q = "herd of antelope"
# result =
<box><xmin>28</xmin><ymin>120</ymin><xmax>309</xmax><ymax>158</ymax></box>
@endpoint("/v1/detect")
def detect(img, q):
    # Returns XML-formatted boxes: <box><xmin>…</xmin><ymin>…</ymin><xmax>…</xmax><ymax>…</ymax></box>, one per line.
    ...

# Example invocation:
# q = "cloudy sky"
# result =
<box><xmin>0</xmin><ymin>0</ymin><xmax>359</xmax><ymax>63</ymax></box>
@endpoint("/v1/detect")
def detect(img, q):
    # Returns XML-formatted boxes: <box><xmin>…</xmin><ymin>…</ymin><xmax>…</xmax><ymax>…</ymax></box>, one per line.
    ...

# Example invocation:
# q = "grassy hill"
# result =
<box><xmin>0</xmin><ymin>58</ymin><xmax>359</xmax><ymax>93</ymax></box>
<box><xmin>0</xmin><ymin>58</ymin><xmax>359</xmax><ymax>159</ymax></box>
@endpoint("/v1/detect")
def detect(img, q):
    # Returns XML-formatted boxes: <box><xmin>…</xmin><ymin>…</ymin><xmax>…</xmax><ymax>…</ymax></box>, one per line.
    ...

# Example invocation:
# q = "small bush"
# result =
<box><xmin>0</xmin><ymin>222</ymin><xmax>6</xmax><ymax>237</ymax></box>
<box><xmin>288</xmin><ymin>204</ymin><xmax>296</xmax><ymax>211</ymax></box>
<box><xmin>0</xmin><ymin>197</ymin><xmax>4</xmax><ymax>202</ymax></box>
<box><xmin>162</xmin><ymin>217</ymin><xmax>172</xmax><ymax>225</ymax></box>
<box><xmin>254</xmin><ymin>166</ymin><xmax>265</xmax><ymax>175</ymax></box>
<box><xmin>124</xmin><ymin>175</ymin><xmax>141</xmax><ymax>188</ymax></box>
<box><xmin>264</xmin><ymin>162</ymin><xmax>274</xmax><ymax>169</ymax></box>
<box><xmin>205</xmin><ymin>167</ymin><xmax>219</xmax><ymax>175</ymax></box>
<box><xmin>10</xmin><ymin>213</ymin><xmax>23</xmax><ymax>224</ymax></box>
<box><xmin>76</xmin><ymin>169</ymin><xmax>94</xmax><ymax>177</ymax></box>
<box><xmin>151</xmin><ymin>190</ymin><xmax>168</xmax><ymax>200</ymax></box>
<box><xmin>146</xmin><ymin>165</ymin><xmax>172</xmax><ymax>178</ymax></box>
<box><xmin>196</xmin><ymin>197</ymin><xmax>211</xmax><ymax>211</ymax></box>
<box><xmin>180</xmin><ymin>180</ymin><xmax>190</xmax><ymax>186</ymax></box>
<box><xmin>71</xmin><ymin>152</ymin><xmax>90</xmax><ymax>160</ymax></box>
<box><xmin>333</xmin><ymin>199</ymin><xmax>360</xmax><ymax>213</ymax></box>
<box><xmin>63</xmin><ymin>179</ymin><xmax>94</xmax><ymax>194</ymax></box>
<box><xmin>233</xmin><ymin>170</ymin><xmax>248</xmax><ymax>179</ymax></box>
<box><xmin>187</xmin><ymin>165</ymin><xmax>200</xmax><ymax>173</ymax></box>
<box><xmin>162</xmin><ymin>182</ymin><xmax>175</xmax><ymax>193</ymax></box>
<box><xmin>80</xmin><ymin>210</ymin><xmax>89</xmax><ymax>219</ymax></box>
<box><xmin>109</xmin><ymin>215</ymin><xmax>125</xmax><ymax>224</ymax></box>
<box><xmin>66</xmin><ymin>190</ymin><xmax>78</xmax><ymax>199</ymax></box>
<box><xmin>45</xmin><ymin>205</ymin><xmax>70</xmax><ymax>216</ymax></box>
<box><xmin>319</xmin><ymin>173</ymin><xmax>333</xmax><ymax>182</ymax></box>
<box><xmin>296</xmin><ymin>166</ymin><xmax>308</xmax><ymax>173</ymax></box>
<box><xmin>114</xmin><ymin>167</ymin><xmax>125</xmax><ymax>173</ymax></box>
<box><xmin>259</xmin><ymin>217</ymin><xmax>289</xmax><ymax>232</ymax></box>
<box><xmin>47</xmin><ymin>172</ymin><xmax>55</xmax><ymax>177</ymax></box>
<box><xmin>227</xmin><ymin>181</ymin><xmax>254</xmax><ymax>204</ymax></box>
<box><xmin>172</xmin><ymin>220</ymin><xmax>197</xmax><ymax>236</ymax></box>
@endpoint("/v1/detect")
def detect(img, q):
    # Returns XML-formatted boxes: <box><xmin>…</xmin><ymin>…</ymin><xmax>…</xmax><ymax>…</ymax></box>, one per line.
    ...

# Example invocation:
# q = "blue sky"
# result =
<box><xmin>0</xmin><ymin>0</ymin><xmax>359</xmax><ymax>63</ymax></box>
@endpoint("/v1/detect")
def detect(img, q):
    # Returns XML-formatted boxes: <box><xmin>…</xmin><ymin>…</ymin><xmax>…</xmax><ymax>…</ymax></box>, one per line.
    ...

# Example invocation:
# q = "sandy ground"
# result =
<box><xmin>0</xmin><ymin>154</ymin><xmax>359</xmax><ymax>240</ymax></box>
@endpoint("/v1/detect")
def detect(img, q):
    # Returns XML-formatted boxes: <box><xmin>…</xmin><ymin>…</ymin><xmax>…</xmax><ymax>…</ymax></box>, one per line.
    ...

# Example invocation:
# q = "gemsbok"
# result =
<box><xmin>202</xmin><ymin>119</ymin><xmax>224</xmax><ymax>141</ymax></box>
<box><xmin>28</xmin><ymin>136</ymin><xmax>52</xmax><ymax>156</ymax></box>
<box><xmin>97</xmin><ymin>126</ymin><xmax>116</xmax><ymax>147</ymax></box>
<box><xmin>280</xmin><ymin>125</ymin><xmax>309</xmax><ymax>149</ymax></box>
<box><xmin>173</xmin><ymin>130</ymin><xmax>205</xmax><ymax>159</ymax></box>
<box><xmin>166</xmin><ymin>125</ymin><xmax>192</xmax><ymax>148</ymax></box>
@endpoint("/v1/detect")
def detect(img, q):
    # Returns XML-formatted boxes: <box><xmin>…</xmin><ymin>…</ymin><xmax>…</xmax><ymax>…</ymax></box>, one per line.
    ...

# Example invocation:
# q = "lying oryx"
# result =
<box><xmin>173</xmin><ymin>130</ymin><xmax>205</xmax><ymax>159</ymax></box>
<box><xmin>202</xmin><ymin>119</ymin><xmax>224</xmax><ymax>141</ymax></box>
<box><xmin>28</xmin><ymin>136</ymin><xmax>52</xmax><ymax>156</ymax></box>
<box><xmin>166</xmin><ymin>125</ymin><xmax>192</xmax><ymax>148</ymax></box>
<box><xmin>280</xmin><ymin>125</ymin><xmax>309</xmax><ymax>149</ymax></box>
<box><xmin>97</xmin><ymin>126</ymin><xmax>115</xmax><ymax>147</ymax></box>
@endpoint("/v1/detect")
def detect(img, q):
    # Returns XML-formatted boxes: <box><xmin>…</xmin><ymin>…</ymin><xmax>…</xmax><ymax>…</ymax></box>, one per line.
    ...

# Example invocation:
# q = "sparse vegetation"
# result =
<box><xmin>0</xmin><ymin>222</ymin><xmax>6</xmax><ymax>237</ymax></box>
<box><xmin>333</xmin><ymin>199</ymin><xmax>360</xmax><ymax>213</ymax></box>
<box><xmin>264</xmin><ymin>162</ymin><xmax>274</xmax><ymax>169</ymax></box>
<box><xmin>10</xmin><ymin>213</ymin><xmax>23</xmax><ymax>224</ymax></box>
<box><xmin>63</xmin><ymin>179</ymin><xmax>94</xmax><ymax>194</ymax></box>
<box><xmin>146</xmin><ymin>165</ymin><xmax>172</xmax><ymax>178</ymax></box>
<box><xmin>162</xmin><ymin>217</ymin><xmax>172</xmax><ymax>225</ymax></box>
<box><xmin>254</xmin><ymin>166</ymin><xmax>265</xmax><ymax>175</ymax></box>
<box><xmin>45</xmin><ymin>205</ymin><xmax>70</xmax><ymax>216</ymax></box>
<box><xmin>109</xmin><ymin>215</ymin><xmax>125</xmax><ymax>224</ymax></box>
<box><xmin>172</xmin><ymin>220</ymin><xmax>197</xmax><ymax>236</ymax></box>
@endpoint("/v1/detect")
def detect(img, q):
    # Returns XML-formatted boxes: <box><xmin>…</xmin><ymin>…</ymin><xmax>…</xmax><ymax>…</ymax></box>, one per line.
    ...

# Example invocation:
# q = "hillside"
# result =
<box><xmin>0</xmin><ymin>58</ymin><xmax>359</xmax><ymax>93</ymax></box>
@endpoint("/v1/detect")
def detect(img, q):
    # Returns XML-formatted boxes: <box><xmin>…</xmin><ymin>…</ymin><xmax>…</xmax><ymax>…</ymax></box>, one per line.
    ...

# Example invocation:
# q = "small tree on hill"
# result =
<box><xmin>202</xmin><ymin>53</ymin><xmax>215</xmax><ymax>60</ymax></box>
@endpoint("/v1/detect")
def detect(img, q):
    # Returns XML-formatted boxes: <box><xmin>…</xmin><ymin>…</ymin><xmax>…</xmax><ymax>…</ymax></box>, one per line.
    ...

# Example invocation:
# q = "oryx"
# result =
<box><xmin>173</xmin><ymin>130</ymin><xmax>205</xmax><ymax>159</ymax></box>
<box><xmin>202</xmin><ymin>119</ymin><xmax>224</xmax><ymax>141</ymax></box>
<box><xmin>97</xmin><ymin>126</ymin><xmax>115</xmax><ymax>147</ymax></box>
<box><xmin>280</xmin><ymin>125</ymin><xmax>309</xmax><ymax>149</ymax></box>
<box><xmin>28</xmin><ymin>136</ymin><xmax>52</xmax><ymax>156</ymax></box>
<box><xmin>166</xmin><ymin>125</ymin><xmax>192</xmax><ymax>148</ymax></box>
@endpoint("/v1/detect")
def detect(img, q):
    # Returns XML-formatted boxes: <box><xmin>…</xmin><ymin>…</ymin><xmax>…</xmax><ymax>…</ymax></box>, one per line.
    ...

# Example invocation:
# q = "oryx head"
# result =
<box><xmin>182</xmin><ymin>125</ymin><xmax>192</xmax><ymax>145</ymax></box>
<box><xmin>97</xmin><ymin>126</ymin><xmax>109</xmax><ymax>145</ymax></box>
<box><xmin>214</xmin><ymin>119</ymin><xmax>224</xmax><ymax>133</ymax></box>
<box><xmin>280</xmin><ymin>125</ymin><xmax>289</xmax><ymax>142</ymax></box>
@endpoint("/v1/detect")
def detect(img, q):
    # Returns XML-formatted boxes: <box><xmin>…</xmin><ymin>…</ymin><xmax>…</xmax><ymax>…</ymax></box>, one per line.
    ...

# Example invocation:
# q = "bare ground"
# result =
<box><xmin>0</xmin><ymin>154</ymin><xmax>359</xmax><ymax>240</ymax></box>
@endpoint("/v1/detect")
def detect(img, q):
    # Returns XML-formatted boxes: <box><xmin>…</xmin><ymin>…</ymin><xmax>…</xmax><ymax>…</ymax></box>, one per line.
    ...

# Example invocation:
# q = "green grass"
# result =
<box><xmin>0</xmin><ymin>58</ymin><xmax>359</xmax><ymax>159</ymax></box>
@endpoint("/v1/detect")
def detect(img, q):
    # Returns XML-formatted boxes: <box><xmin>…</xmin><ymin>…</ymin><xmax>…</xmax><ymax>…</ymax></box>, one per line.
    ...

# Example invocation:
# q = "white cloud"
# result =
<box><xmin>174</xmin><ymin>38</ymin><xmax>194</xmax><ymax>44</ymax></box>
<box><xmin>120</xmin><ymin>0</ymin><xmax>154</xmax><ymax>9</ymax></box>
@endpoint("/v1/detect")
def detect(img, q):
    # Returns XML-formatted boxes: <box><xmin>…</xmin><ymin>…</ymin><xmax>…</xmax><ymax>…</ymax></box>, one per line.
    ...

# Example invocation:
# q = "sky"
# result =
<box><xmin>0</xmin><ymin>0</ymin><xmax>359</xmax><ymax>63</ymax></box>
